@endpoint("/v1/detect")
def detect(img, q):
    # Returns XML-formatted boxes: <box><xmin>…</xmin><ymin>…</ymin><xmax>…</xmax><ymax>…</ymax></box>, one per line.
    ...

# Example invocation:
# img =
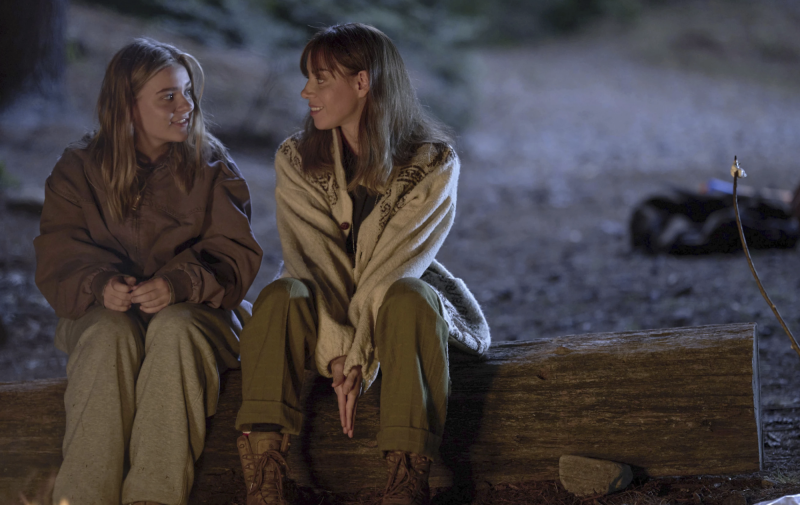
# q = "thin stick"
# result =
<box><xmin>731</xmin><ymin>156</ymin><xmax>800</xmax><ymax>359</ymax></box>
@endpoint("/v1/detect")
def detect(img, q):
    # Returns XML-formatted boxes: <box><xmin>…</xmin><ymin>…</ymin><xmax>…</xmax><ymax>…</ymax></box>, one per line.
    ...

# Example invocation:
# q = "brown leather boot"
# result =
<box><xmin>237</xmin><ymin>432</ymin><xmax>293</xmax><ymax>505</ymax></box>
<box><xmin>381</xmin><ymin>451</ymin><xmax>432</xmax><ymax>505</ymax></box>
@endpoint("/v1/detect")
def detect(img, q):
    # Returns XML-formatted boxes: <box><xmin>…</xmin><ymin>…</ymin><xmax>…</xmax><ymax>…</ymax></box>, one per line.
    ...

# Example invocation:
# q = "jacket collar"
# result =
<box><xmin>135</xmin><ymin>148</ymin><xmax>170</xmax><ymax>170</ymax></box>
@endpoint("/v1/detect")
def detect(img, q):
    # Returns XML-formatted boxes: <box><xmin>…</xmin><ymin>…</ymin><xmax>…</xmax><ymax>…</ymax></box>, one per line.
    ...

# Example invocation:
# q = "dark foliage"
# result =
<box><xmin>0</xmin><ymin>0</ymin><xmax>67</xmax><ymax>110</ymax></box>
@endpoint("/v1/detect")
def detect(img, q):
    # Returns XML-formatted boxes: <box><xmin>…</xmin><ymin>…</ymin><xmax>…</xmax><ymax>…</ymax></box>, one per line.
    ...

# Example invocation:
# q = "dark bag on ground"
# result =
<box><xmin>630</xmin><ymin>189</ymin><xmax>799</xmax><ymax>255</ymax></box>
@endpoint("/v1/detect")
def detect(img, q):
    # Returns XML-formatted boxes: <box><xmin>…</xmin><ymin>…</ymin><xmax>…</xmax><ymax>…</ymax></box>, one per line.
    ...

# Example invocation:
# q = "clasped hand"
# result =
<box><xmin>102</xmin><ymin>275</ymin><xmax>172</xmax><ymax>314</ymax></box>
<box><xmin>330</xmin><ymin>355</ymin><xmax>362</xmax><ymax>439</ymax></box>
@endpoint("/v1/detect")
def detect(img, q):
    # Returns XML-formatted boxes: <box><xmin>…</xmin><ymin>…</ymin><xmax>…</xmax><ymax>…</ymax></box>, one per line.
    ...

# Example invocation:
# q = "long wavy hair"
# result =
<box><xmin>87</xmin><ymin>38</ymin><xmax>228</xmax><ymax>222</ymax></box>
<box><xmin>298</xmin><ymin>23</ymin><xmax>453</xmax><ymax>193</ymax></box>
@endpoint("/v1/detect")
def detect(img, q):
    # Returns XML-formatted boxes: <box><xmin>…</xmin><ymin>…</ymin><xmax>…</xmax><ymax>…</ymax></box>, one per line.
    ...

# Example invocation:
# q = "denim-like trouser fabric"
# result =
<box><xmin>235</xmin><ymin>277</ymin><xmax>450</xmax><ymax>460</ymax></box>
<box><xmin>52</xmin><ymin>303</ymin><xmax>241</xmax><ymax>505</ymax></box>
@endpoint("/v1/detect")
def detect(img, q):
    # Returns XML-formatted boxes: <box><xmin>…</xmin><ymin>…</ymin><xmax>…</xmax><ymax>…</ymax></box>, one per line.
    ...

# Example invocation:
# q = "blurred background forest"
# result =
<box><xmin>1</xmin><ymin>0</ymin><xmax>800</xmax><ymax>412</ymax></box>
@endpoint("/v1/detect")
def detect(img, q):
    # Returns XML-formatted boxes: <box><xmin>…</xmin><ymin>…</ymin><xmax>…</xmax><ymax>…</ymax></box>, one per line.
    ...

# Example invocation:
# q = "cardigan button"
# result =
<box><xmin>339</xmin><ymin>222</ymin><xmax>350</xmax><ymax>230</ymax></box>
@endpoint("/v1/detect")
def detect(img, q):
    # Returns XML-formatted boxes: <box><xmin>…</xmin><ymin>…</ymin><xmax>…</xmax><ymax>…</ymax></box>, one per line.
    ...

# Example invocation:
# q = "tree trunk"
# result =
<box><xmin>0</xmin><ymin>323</ymin><xmax>761</xmax><ymax>503</ymax></box>
<box><xmin>0</xmin><ymin>0</ymin><xmax>67</xmax><ymax>109</ymax></box>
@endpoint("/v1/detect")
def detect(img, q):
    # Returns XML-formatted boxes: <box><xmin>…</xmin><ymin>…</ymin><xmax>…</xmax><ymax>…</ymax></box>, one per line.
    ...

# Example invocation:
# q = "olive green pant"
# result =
<box><xmin>52</xmin><ymin>303</ymin><xmax>242</xmax><ymax>505</ymax></box>
<box><xmin>236</xmin><ymin>277</ymin><xmax>450</xmax><ymax>459</ymax></box>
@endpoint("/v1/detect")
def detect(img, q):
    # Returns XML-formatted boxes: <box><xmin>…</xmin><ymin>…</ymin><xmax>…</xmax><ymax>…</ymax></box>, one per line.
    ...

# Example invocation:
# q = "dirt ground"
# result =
<box><xmin>1</xmin><ymin>2</ymin><xmax>799</xmax><ymax>504</ymax></box>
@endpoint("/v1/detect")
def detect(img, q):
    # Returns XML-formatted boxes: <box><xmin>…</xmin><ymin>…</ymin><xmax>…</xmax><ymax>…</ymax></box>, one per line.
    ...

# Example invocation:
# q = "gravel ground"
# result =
<box><xmin>1</xmin><ymin>1</ymin><xmax>799</xmax><ymax>501</ymax></box>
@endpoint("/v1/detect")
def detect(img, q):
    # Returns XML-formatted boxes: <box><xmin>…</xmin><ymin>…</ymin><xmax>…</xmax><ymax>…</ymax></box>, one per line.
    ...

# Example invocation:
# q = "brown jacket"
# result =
<box><xmin>34</xmin><ymin>147</ymin><xmax>263</xmax><ymax>320</ymax></box>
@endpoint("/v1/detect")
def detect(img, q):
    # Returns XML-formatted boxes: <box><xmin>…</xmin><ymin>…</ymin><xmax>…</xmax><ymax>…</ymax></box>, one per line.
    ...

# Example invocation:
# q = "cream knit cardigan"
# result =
<box><xmin>275</xmin><ymin>130</ymin><xmax>490</xmax><ymax>390</ymax></box>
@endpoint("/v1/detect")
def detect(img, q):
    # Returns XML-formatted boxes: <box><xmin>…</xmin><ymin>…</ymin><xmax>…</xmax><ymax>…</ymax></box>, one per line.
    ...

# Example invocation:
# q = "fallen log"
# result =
<box><xmin>0</xmin><ymin>323</ymin><xmax>761</xmax><ymax>503</ymax></box>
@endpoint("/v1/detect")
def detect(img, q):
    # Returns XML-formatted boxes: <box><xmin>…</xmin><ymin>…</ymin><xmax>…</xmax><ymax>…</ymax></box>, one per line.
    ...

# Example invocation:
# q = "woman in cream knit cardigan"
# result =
<box><xmin>235</xmin><ymin>23</ymin><xmax>490</xmax><ymax>505</ymax></box>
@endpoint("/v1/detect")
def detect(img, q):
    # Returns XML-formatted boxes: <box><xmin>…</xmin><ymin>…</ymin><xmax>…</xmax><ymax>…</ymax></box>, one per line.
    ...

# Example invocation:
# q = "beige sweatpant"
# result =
<box><xmin>52</xmin><ymin>303</ymin><xmax>242</xmax><ymax>505</ymax></box>
<box><xmin>236</xmin><ymin>277</ymin><xmax>450</xmax><ymax>460</ymax></box>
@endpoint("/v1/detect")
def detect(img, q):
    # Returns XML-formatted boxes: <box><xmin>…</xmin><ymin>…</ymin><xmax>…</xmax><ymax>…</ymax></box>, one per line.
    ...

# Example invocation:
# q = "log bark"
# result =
<box><xmin>0</xmin><ymin>323</ymin><xmax>761</xmax><ymax>503</ymax></box>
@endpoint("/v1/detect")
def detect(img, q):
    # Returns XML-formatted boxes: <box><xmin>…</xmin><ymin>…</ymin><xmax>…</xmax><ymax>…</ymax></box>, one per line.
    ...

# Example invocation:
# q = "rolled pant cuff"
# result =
<box><xmin>377</xmin><ymin>426</ymin><xmax>442</xmax><ymax>461</ymax></box>
<box><xmin>235</xmin><ymin>400</ymin><xmax>303</xmax><ymax>435</ymax></box>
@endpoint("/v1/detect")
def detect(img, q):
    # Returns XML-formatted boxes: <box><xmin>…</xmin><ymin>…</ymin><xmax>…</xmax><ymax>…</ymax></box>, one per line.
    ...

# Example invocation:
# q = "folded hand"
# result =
<box><xmin>131</xmin><ymin>277</ymin><xmax>172</xmax><ymax>314</ymax></box>
<box><xmin>103</xmin><ymin>275</ymin><xmax>137</xmax><ymax>312</ymax></box>
<box><xmin>330</xmin><ymin>356</ymin><xmax>363</xmax><ymax>439</ymax></box>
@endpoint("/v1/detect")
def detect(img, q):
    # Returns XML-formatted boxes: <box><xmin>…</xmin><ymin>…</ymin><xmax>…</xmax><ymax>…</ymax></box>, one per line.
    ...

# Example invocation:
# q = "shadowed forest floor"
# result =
<box><xmin>1</xmin><ymin>1</ymin><xmax>799</xmax><ymax>503</ymax></box>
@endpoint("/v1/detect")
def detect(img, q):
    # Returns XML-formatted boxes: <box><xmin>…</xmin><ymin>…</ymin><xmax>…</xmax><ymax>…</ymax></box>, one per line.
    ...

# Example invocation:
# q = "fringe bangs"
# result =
<box><xmin>296</xmin><ymin>23</ymin><xmax>452</xmax><ymax>195</ymax></box>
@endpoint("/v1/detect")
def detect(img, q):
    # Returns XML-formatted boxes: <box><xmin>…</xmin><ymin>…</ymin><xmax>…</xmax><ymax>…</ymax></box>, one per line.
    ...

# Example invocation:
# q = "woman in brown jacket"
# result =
<box><xmin>34</xmin><ymin>38</ymin><xmax>262</xmax><ymax>505</ymax></box>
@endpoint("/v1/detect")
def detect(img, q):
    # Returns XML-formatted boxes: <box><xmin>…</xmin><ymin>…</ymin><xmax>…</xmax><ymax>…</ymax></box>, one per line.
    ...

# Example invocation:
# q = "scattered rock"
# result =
<box><xmin>600</xmin><ymin>219</ymin><xmax>625</xmax><ymax>237</ymax></box>
<box><xmin>761</xmin><ymin>478</ymin><xmax>776</xmax><ymax>488</ymax></box>
<box><xmin>559</xmin><ymin>455</ymin><xmax>633</xmax><ymax>497</ymax></box>
<box><xmin>6</xmin><ymin>185</ymin><xmax>44</xmax><ymax>215</ymax></box>
<box><xmin>671</xmin><ymin>307</ymin><xmax>695</xmax><ymax>326</ymax></box>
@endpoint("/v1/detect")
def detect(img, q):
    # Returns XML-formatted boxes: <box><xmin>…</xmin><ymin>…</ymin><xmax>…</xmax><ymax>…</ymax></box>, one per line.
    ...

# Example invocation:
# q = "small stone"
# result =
<box><xmin>559</xmin><ymin>455</ymin><xmax>633</xmax><ymax>497</ymax></box>
<box><xmin>6</xmin><ymin>185</ymin><xmax>44</xmax><ymax>215</ymax></box>
<box><xmin>761</xmin><ymin>479</ymin><xmax>776</xmax><ymax>488</ymax></box>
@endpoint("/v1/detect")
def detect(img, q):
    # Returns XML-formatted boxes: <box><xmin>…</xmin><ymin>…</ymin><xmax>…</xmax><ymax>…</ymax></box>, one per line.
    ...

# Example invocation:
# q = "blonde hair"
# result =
<box><xmin>88</xmin><ymin>38</ymin><xmax>228</xmax><ymax>222</ymax></box>
<box><xmin>298</xmin><ymin>23</ymin><xmax>452</xmax><ymax>193</ymax></box>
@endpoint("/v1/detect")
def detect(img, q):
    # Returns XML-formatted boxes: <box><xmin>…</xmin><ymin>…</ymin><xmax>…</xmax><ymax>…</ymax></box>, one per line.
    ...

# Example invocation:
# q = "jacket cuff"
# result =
<box><xmin>91</xmin><ymin>271</ymin><xmax>121</xmax><ymax>305</ymax></box>
<box><xmin>160</xmin><ymin>270</ymin><xmax>193</xmax><ymax>304</ymax></box>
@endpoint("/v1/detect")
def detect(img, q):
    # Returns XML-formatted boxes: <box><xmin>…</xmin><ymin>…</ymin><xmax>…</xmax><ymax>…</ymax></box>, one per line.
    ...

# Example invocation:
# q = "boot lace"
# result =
<box><xmin>249</xmin><ymin>448</ymin><xmax>289</xmax><ymax>503</ymax></box>
<box><xmin>381</xmin><ymin>453</ymin><xmax>424</xmax><ymax>504</ymax></box>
